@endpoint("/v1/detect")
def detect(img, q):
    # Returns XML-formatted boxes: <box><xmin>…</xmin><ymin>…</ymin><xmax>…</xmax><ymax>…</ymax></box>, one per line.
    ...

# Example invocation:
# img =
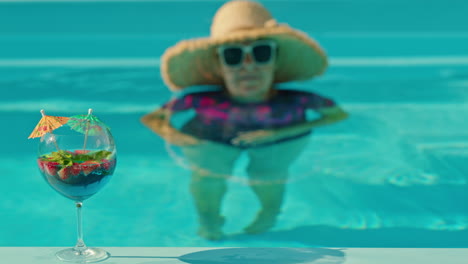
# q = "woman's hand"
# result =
<box><xmin>230</xmin><ymin>106</ymin><xmax>348</xmax><ymax>147</ymax></box>
<box><xmin>231</xmin><ymin>130</ymin><xmax>278</xmax><ymax>146</ymax></box>
<box><xmin>141</xmin><ymin>108</ymin><xmax>202</xmax><ymax>147</ymax></box>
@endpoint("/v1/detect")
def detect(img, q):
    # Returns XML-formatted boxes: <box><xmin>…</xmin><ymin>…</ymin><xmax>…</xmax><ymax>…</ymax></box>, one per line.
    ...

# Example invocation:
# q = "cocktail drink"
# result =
<box><xmin>38</xmin><ymin>143</ymin><xmax>116</xmax><ymax>202</ymax></box>
<box><xmin>30</xmin><ymin>109</ymin><xmax>116</xmax><ymax>263</ymax></box>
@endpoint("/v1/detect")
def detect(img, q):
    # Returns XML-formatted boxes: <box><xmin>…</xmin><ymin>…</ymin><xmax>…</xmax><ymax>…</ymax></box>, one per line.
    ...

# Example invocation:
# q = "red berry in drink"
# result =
<box><xmin>74</xmin><ymin>150</ymin><xmax>91</xmax><ymax>155</ymax></box>
<box><xmin>57</xmin><ymin>167</ymin><xmax>72</xmax><ymax>180</ymax></box>
<box><xmin>101</xmin><ymin>159</ymin><xmax>111</xmax><ymax>171</ymax></box>
<box><xmin>44</xmin><ymin>161</ymin><xmax>60</xmax><ymax>176</ymax></box>
<box><xmin>81</xmin><ymin>161</ymin><xmax>100</xmax><ymax>176</ymax></box>
<box><xmin>38</xmin><ymin>159</ymin><xmax>46</xmax><ymax>173</ymax></box>
<box><xmin>70</xmin><ymin>163</ymin><xmax>82</xmax><ymax>176</ymax></box>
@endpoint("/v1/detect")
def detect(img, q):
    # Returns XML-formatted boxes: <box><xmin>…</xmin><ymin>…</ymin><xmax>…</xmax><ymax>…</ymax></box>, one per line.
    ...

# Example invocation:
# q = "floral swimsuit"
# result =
<box><xmin>163</xmin><ymin>89</ymin><xmax>336</xmax><ymax>148</ymax></box>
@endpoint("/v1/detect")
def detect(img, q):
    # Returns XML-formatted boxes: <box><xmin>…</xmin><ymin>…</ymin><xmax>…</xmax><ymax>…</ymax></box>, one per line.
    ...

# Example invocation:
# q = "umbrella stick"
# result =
<box><xmin>51</xmin><ymin>132</ymin><xmax>61</xmax><ymax>151</ymax></box>
<box><xmin>83</xmin><ymin>121</ymin><xmax>90</xmax><ymax>150</ymax></box>
<box><xmin>82</xmin><ymin>109</ymin><xmax>93</xmax><ymax>150</ymax></box>
<box><xmin>40</xmin><ymin>110</ymin><xmax>60</xmax><ymax>151</ymax></box>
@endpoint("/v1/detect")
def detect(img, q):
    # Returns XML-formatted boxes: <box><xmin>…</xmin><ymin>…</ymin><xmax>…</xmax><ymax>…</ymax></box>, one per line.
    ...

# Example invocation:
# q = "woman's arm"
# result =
<box><xmin>141</xmin><ymin>108</ymin><xmax>201</xmax><ymax>146</ymax></box>
<box><xmin>282</xmin><ymin>105</ymin><xmax>349</xmax><ymax>136</ymax></box>
<box><xmin>231</xmin><ymin>105</ymin><xmax>348</xmax><ymax>146</ymax></box>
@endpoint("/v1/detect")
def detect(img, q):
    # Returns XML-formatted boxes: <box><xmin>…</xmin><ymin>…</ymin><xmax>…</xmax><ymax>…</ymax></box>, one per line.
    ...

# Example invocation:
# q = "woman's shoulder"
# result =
<box><xmin>275</xmin><ymin>87</ymin><xmax>336</xmax><ymax>106</ymax></box>
<box><xmin>164</xmin><ymin>89</ymin><xmax>225</xmax><ymax>110</ymax></box>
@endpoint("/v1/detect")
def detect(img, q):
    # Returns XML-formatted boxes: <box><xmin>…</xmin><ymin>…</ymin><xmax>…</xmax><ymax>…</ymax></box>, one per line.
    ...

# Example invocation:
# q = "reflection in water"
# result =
<box><xmin>179</xmin><ymin>248</ymin><xmax>345</xmax><ymax>264</ymax></box>
<box><xmin>170</xmin><ymin>133</ymin><xmax>313</xmax><ymax>239</ymax></box>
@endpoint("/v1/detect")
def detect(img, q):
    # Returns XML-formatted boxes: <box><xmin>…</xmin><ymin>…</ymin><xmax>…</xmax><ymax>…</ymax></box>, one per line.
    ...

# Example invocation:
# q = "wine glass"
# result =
<box><xmin>37</xmin><ymin>125</ymin><xmax>116</xmax><ymax>262</ymax></box>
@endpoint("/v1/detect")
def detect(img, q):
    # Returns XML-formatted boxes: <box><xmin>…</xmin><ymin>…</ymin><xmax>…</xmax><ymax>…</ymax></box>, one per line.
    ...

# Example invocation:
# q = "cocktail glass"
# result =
<box><xmin>37</xmin><ymin>126</ymin><xmax>116</xmax><ymax>262</ymax></box>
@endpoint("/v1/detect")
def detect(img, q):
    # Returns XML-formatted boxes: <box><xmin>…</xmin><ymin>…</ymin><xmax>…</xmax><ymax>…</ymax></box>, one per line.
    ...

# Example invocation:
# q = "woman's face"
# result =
<box><xmin>217</xmin><ymin>40</ymin><xmax>277</xmax><ymax>102</ymax></box>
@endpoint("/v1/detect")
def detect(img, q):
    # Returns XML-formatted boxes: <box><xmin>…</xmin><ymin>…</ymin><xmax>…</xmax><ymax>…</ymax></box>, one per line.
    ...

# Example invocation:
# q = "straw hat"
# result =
<box><xmin>161</xmin><ymin>0</ymin><xmax>328</xmax><ymax>91</ymax></box>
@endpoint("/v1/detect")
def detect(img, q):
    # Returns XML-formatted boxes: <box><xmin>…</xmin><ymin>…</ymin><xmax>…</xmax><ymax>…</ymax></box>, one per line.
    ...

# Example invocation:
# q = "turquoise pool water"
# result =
<box><xmin>1</xmin><ymin>0</ymin><xmax>468</xmax><ymax>247</ymax></box>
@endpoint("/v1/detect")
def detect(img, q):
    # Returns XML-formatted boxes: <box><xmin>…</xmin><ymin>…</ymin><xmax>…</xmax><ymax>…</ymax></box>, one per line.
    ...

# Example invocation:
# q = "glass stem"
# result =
<box><xmin>74</xmin><ymin>201</ymin><xmax>88</xmax><ymax>254</ymax></box>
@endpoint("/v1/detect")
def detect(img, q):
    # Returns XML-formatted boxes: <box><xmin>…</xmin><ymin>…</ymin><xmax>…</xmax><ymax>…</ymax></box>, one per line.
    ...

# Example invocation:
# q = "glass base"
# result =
<box><xmin>56</xmin><ymin>247</ymin><xmax>110</xmax><ymax>263</ymax></box>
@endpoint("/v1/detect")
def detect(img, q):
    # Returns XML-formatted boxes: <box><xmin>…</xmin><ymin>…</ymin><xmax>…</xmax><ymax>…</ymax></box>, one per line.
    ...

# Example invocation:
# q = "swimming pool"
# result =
<box><xmin>1</xmin><ymin>0</ymin><xmax>468</xmax><ymax>247</ymax></box>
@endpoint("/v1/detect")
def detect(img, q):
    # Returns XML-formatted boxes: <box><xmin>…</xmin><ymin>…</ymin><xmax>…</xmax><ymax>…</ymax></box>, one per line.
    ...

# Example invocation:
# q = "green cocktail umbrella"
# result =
<box><xmin>67</xmin><ymin>109</ymin><xmax>109</xmax><ymax>149</ymax></box>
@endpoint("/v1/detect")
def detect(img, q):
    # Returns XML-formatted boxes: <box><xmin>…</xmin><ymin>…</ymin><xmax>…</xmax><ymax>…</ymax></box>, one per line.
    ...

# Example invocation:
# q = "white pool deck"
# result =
<box><xmin>1</xmin><ymin>247</ymin><xmax>468</xmax><ymax>264</ymax></box>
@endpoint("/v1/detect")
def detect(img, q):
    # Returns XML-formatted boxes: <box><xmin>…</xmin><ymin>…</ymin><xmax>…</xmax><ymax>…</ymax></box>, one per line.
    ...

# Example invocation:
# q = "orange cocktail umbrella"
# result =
<box><xmin>28</xmin><ymin>109</ymin><xmax>69</xmax><ymax>139</ymax></box>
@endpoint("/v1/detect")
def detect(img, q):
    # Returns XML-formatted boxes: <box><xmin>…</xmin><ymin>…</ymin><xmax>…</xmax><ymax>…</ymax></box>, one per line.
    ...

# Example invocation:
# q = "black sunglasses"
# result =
<box><xmin>217</xmin><ymin>40</ymin><xmax>277</xmax><ymax>68</ymax></box>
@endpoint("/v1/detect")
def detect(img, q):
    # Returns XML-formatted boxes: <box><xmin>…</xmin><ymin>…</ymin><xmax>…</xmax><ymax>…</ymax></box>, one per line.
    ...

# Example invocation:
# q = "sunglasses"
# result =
<box><xmin>217</xmin><ymin>40</ymin><xmax>277</xmax><ymax>68</ymax></box>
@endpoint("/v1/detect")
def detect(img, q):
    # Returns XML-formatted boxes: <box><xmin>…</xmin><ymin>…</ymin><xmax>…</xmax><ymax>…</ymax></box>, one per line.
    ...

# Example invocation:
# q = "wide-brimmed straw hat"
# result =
<box><xmin>161</xmin><ymin>0</ymin><xmax>328</xmax><ymax>91</ymax></box>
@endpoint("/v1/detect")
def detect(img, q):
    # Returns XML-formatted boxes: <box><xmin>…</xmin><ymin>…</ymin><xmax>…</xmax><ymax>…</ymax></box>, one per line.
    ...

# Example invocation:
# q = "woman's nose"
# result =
<box><xmin>243</xmin><ymin>53</ymin><xmax>254</xmax><ymax>64</ymax></box>
<box><xmin>241</xmin><ymin>52</ymin><xmax>256</xmax><ymax>71</ymax></box>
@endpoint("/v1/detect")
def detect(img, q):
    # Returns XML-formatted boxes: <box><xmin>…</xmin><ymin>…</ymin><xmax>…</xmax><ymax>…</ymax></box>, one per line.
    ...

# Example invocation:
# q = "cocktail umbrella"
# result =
<box><xmin>28</xmin><ymin>109</ymin><xmax>69</xmax><ymax>150</ymax></box>
<box><xmin>67</xmin><ymin>109</ymin><xmax>109</xmax><ymax>149</ymax></box>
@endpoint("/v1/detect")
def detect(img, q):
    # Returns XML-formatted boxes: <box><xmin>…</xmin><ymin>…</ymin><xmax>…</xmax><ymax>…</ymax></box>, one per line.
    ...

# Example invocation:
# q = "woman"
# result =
<box><xmin>141</xmin><ymin>0</ymin><xmax>348</xmax><ymax>240</ymax></box>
